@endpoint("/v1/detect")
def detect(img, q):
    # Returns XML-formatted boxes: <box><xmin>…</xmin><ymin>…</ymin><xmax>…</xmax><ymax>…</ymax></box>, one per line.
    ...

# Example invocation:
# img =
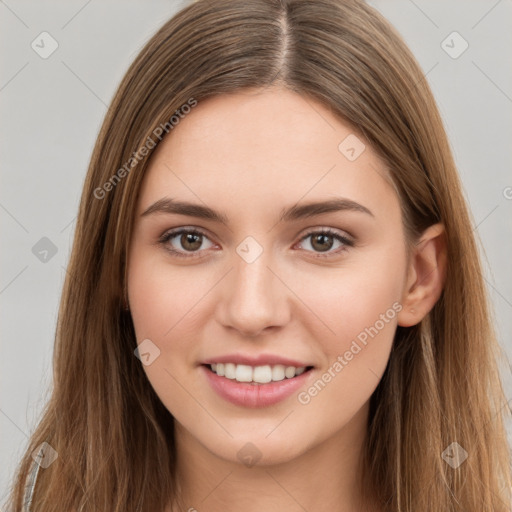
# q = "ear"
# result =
<box><xmin>397</xmin><ymin>223</ymin><xmax>447</xmax><ymax>327</ymax></box>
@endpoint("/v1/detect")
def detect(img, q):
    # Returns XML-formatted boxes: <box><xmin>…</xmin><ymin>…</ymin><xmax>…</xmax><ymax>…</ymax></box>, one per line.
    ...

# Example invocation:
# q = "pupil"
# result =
<box><xmin>313</xmin><ymin>234</ymin><xmax>332</xmax><ymax>252</ymax></box>
<box><xmin>183</xmin><ymin>233</ymin><xmax>201</xmax><ymax>250</ymax></box>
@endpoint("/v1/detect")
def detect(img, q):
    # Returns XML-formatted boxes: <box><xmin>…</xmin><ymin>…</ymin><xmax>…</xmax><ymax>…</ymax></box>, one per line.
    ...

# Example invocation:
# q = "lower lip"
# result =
<box><xmin>201</xmin><ymin>364</ymin><xmax>314</xmax><ymax>408</ymax></box>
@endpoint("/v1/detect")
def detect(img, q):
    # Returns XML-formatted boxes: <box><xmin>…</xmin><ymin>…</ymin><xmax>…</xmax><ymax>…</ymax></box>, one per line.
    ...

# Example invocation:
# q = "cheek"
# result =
<box><xmin>127</xmin><ymin>249</ymin><xmax>217</xmax><ymax>387</ymax></box>
<box><xmin>293</xmin><ymin>305</ymin><xmax>399</xmax><ymax>445</ymax></box>
<box><xmin>297</xmin><ymin>245</ymin><xmax>405</xmax><ymax>345</ymax></box>
<box><xmin>295</xmin><ymin>246</ymin><xmax>405</xmax><ymax>416</ymax></box>
<box><xmin>127</xmin><ymin>253</ymin><xmax>203</xmax><ymax>414</ymax></box>
<box><xmin>128</xmin><ymin>246</ymin><xmax>209</xmax><ymax>340</ymax></box>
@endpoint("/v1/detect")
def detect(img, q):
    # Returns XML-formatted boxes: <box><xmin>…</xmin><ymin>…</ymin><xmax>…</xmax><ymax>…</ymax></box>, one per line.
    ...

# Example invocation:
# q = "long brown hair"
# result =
<box><xmin>5</xmin><ymin>0</ymin><xmax>511</xmax><ymax>510</ymax></box>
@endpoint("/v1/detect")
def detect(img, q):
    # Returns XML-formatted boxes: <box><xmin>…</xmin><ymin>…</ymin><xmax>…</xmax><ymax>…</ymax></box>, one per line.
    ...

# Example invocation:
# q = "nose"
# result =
<box><xmin>218</xmin><ymin>247</ymin><xmax>290</xmax><ymax>338</ymax></box>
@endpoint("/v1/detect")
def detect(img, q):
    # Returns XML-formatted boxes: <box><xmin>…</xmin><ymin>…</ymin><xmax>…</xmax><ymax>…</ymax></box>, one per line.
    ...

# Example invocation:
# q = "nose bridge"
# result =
<box><xmin>221</xmin><ymin>238</ymin><xmax>287</xmax><ymax>335</ymax></box>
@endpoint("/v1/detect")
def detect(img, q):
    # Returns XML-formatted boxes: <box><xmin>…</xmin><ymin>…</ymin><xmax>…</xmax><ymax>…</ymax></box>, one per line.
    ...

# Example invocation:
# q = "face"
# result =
<box><xmin>127</xmin><ymin>87</ymin><xmax>409</xmax><ymax>466</ymax></box>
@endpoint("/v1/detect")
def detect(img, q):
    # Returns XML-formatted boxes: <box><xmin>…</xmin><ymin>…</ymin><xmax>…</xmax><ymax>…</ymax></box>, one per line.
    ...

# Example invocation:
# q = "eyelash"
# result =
<box><xmin>157</xmin><ymin>226</ymin><xmax>354</xmax><ymax>260</ymax></box>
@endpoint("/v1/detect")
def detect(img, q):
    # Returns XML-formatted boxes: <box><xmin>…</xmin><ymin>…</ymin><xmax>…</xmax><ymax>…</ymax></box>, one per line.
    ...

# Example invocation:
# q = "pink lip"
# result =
<box><xmin>200</xmin><ymin>364</ymin><xmax>314</xmax><ymax>408</ymax></box>
<box><xmin>201</xmin><ymin>353</ymin><xmax>313</xmax><ymax>367</ymax></box>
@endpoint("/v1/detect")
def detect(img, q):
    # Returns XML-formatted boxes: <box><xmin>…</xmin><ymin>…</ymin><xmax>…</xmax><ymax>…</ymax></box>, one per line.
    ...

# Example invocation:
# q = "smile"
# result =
<box><xmin>201</xmin><ymin>364</ymin><xmax>314</xmax><ymax>408</ymax></box>
<box><xmin>209</xmin><ymin>362</ymin><xmax>310</xmax><ymax>383</ymax></box>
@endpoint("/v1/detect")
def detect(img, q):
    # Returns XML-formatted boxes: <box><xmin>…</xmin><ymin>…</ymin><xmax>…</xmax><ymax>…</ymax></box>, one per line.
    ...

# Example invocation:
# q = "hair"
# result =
<box><xmin>5</xmin><ymin>0</ymin><xmax>511</xmax><ymax>510</ymax></box>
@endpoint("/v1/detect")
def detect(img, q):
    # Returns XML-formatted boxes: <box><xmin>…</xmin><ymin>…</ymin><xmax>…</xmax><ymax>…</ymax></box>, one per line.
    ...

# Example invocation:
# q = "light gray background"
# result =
<box><xmin>1</xmin><ymin>0</ymin><xmax>511</xmax><ymax>505</ymax></box>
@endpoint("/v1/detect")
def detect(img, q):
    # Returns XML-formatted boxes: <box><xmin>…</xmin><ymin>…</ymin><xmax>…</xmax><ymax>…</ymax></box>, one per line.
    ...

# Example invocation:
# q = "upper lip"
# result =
<box><xmin>202</xmin><ymin>353</ymin><xmax>314</xmax><ymax>368</ymax></box>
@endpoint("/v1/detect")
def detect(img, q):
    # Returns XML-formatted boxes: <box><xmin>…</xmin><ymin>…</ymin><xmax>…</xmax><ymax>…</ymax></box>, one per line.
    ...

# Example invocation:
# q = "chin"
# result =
<box><xmin>199</xmin><ymin>430</ymin><xmax>309</xmax><ymax>467</ymax></box>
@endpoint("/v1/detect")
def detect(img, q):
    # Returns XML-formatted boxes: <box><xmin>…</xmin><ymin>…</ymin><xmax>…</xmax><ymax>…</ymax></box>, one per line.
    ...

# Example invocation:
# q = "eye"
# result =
<box><xmin>158</xmin><ymin>227</ymin><xmax>215</xmax><ymax>259</ymax></box>
<box><xmin>158</xmin><ymin>226</ymin><xmax>354</xmax><ymax>259</ymax></box>
<box><xmin>296</xmin><ymin>228</ymin><xmax>354</xmax><ymax>258</ymax></box>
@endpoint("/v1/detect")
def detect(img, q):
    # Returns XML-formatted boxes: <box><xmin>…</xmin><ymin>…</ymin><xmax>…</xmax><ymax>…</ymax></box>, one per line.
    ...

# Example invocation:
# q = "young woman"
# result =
<box><xmin>6</xmin><ymin>0</ymin><xmax>511</xmax><ymax>511</ymax></box>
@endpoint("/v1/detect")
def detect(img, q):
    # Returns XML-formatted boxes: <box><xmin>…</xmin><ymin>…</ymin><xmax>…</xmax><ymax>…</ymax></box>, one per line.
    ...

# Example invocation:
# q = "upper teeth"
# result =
<box><xmin>211</xmin><ymin>363</ymin><xmax>306</xmax><ymax>383</ymax></box>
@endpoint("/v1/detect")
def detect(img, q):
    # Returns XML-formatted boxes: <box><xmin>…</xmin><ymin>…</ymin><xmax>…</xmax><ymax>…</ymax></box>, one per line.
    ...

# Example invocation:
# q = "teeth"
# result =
<box><xmin>284</xmin><ymin>366</ymin><xmax>295</xmax><ymax>378</ymax></box>
<box><xmin>209</xmin><ymin>363</ymin><xmax>308</xmax><ymax>383</ymax></box>
<box><xmin>271</xmin><ymin>365</ymin><xmax>285</xmax><ymax>381</ymax></box>
<box><xmin>224</xmin><ymin>363</ymin><xmax>236</xmax><ymax>379</ymax></box>
<box><xmin>236</xmin><ymin>364</ymin><xmax>254</xmax><ymax>382</ymax></box>
<box><xmin>253</xmin><ymin>365</ymin><xmax>272</xmax><ymax>383</ymax></box>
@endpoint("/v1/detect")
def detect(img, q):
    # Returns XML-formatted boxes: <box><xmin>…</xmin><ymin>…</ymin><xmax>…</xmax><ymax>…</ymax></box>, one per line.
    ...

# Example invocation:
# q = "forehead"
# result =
<box><xmin>136</xmin><ymin>87</ymin><xmax>398</xmax><ymax>223</ymax></box>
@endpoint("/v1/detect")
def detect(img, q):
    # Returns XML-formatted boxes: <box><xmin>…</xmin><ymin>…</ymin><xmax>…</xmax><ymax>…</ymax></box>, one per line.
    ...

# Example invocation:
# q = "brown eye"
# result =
<box><xmin>158</xmin><ymin>226</ymin><xmax>353</xmax><ymax>260</ymax></box>
<box><xmin>310</xmin><ymin>233</ymin><xmax>335</xmax><ymax>252</ymax></box>
<box><xmin>298</xmin><ymin>228</ymin><xmax>354</xmax><ymax>258</ymax></box>
<box><xmin>180</xmin><ymin>232</ymin><xmax>203</xmax><ymax>251</ymax></box>
<box><xmin>159</xmin><ymin>228</ymin><xmax>214</xmax><ymax>258</ymax></box>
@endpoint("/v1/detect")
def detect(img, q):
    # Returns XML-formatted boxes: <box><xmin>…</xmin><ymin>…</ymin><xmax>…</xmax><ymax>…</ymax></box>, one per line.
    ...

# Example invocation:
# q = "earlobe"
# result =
<box><xmin>397</xmin><ymin>223</ymin><xmax>447</xmax><ymax>327</ymax></box>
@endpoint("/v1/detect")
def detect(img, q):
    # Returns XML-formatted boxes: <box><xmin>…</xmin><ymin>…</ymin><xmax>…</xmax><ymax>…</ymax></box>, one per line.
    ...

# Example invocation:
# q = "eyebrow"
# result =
<box><xmin>140</xmin><ymin>197</ymin><xmax>374</xmax><ymax>224</ymax></box>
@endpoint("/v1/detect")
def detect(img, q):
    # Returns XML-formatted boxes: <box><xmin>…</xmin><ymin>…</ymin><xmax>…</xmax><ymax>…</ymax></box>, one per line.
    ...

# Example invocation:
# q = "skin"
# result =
<box><xmin>126</xmin><ymin>86</ymin><xmax>447</xmax><ymax>512</ymax></box>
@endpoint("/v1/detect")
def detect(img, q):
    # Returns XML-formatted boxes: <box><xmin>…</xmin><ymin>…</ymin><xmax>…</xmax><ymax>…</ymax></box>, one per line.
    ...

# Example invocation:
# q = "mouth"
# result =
<box><xmin>200</xmin><ymin>361</ymin><xmax>315</xmax><ymax>408</ymax></box>
<box><xmin>202</xmin><ymin>363</ymin><xmax>315</xmax><ymax>385</ymax></box>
